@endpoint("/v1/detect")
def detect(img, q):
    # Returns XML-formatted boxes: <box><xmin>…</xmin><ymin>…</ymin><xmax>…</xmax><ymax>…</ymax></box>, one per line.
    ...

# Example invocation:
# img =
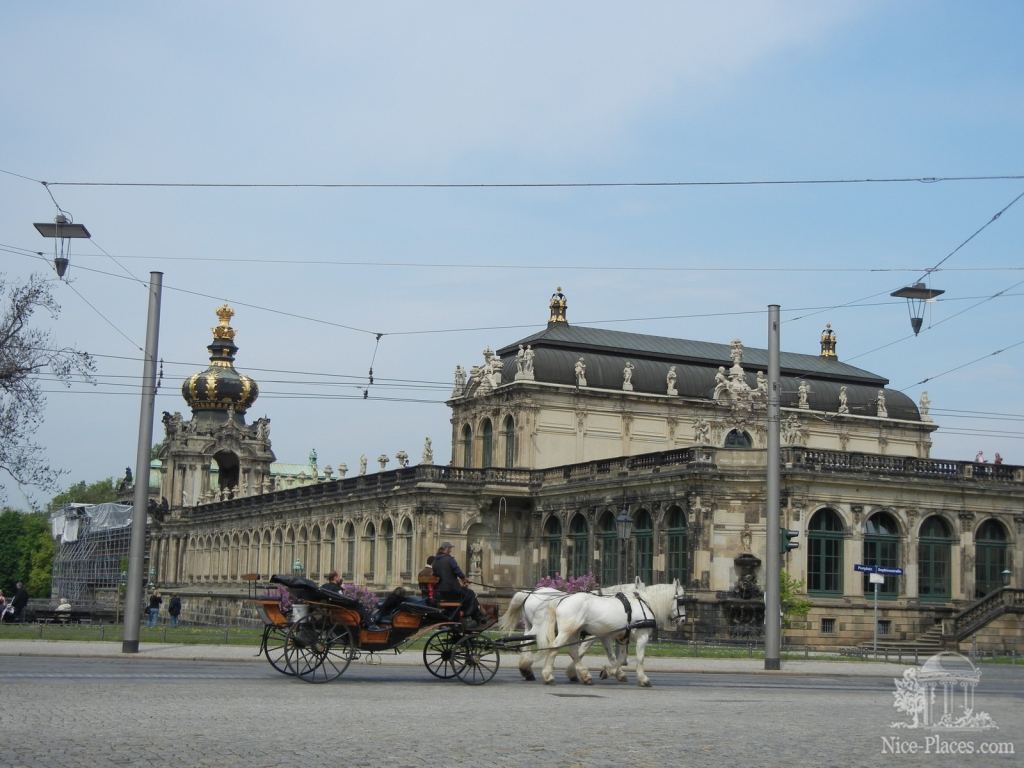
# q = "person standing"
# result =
<box><xmin>146</xmin><ymin>590</ymin><xmax>162</xmax><ymax>628</ymax></box>
<box><xmin>168</xmin><ymin>595</ymin><xmax>182</xmax><ymax>627</ymax></box>
<box><xmin>432</xmin><ymin>542</ymin><xmax>487</xmax><ymax>627</ymax></box>
<box><xmin>11</xmin><ymin>581</ymin><xmax>29</xmax><ymax>623</ymax></box>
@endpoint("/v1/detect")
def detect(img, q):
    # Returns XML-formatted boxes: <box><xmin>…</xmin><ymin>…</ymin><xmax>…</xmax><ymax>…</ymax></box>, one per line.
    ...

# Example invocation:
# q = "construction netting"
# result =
<box><xmin>50</xmin><ymin>503</ymin><xmax>135</xmax><ymax>605</ymax></box>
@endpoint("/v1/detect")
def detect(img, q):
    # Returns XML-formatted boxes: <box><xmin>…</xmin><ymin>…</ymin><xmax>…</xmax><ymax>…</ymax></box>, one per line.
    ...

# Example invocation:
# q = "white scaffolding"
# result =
<box><xmin>50</xmin><ymin>503</ymin><xmax>134</xmax><ymax>606</ymax></box>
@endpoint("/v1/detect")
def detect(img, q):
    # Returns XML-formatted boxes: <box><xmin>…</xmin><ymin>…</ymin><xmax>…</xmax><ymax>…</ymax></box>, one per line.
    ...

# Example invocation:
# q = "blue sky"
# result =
<box><xmin>2</xmin><ymin>2</ymin><xmax>1022</xmax><ymax>506</ymax></box>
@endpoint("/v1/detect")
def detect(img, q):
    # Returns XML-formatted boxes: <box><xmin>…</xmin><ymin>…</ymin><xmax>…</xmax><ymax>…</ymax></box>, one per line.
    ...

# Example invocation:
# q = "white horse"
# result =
<box><xmin>539</xmin><ymin>580</ymin><xmax>684</xmax><ymax>687</ymax></box>
<box><xmin>498</xmin><ymin>579</ymin><xmax>646</xmax><ymax>681</ymax></box>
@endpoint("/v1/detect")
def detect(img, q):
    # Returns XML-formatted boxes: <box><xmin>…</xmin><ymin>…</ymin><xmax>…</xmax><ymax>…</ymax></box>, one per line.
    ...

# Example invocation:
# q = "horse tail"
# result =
<box><xmin>498</xmin><ymin>591</ymin><xmax>528</xmax><ymax>632</ymax></box>
<box><xmin>540</xmin><ymin>600</ymin><xmax>559</xmax><ymax>648</ymax></box>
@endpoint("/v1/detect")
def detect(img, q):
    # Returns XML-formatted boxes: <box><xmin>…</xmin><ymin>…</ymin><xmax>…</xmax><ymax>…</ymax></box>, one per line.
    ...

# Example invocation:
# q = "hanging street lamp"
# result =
<box><xmin>33</xmin><ymin>213</ymin><xmax>91</xmax><ymax>279</ymax></box>
<box><xmin>891</xmin><ymin>282</ymin><xmax>945</xmax><ymax>336</ymax></box>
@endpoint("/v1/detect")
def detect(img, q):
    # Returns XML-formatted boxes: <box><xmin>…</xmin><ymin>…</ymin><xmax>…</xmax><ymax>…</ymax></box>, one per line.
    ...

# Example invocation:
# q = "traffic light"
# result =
<box><xmin>779</xmin><ymin>527</ymin><xmax>799</xmax><ymax>555</ymax></box>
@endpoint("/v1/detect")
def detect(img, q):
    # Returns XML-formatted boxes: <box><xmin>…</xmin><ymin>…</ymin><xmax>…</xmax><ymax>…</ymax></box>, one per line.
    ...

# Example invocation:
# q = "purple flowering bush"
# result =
<box><xmin>341</xmin><ymin>583</ymin><xmax>380</xmax><ymax>613</ymax></box>
<box><xmin>535</xmin><ymin>573</ymin><xmax>598</xmax><ymax>593</ymax></box>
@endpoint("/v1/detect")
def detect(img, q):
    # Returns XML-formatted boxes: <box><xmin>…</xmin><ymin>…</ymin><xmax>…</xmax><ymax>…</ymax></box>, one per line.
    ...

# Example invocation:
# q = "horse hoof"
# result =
<box><xmin>639</xmin><ymin>680</ymin><xmax>652</xmax><ymax>688</ymax></box>
<box><xmin>521</xmin><ymin>671</ymin><xmax>536</xmax><ymax>681</ymax></box>
<box><xmin>582</xmin><ymin>678</ymin><xmax>593</xmax><ymax>686</ymax></box>
<box><xmin>599</xmin><ymin>669</ymin><xmax>608</xmax><ymax>680</ymax></box>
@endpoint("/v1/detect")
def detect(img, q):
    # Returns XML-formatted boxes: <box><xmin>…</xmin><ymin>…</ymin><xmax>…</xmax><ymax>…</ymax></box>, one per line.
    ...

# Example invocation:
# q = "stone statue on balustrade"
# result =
<box><xmin>574</xmin><ymin>357</ymin><xmax>587</xmax><ymax>387</ymax></box>
<box><xmin>622</xmin><ymin>361</ymin><xmax>635</xmax><ymax>391</ymax></box>
<box><xmin>377</xmin><ymin>454</ymin><xmax>389</xmax><ymax>470</ymax></box>
<box><xmin>755</xmin><ymin>371</ymin><xmax>767</xmax><ymax>402</ymax></box>
<box><xmin>422</xmin><ymin>437</ymin><xmax>434</xmax><ymax>465</ymax></box>
<box><xmin>838</xmin><ymin>385</ymin><xmax>849</xmax><ymax>414</ymax></box>
<box><xmin>666</xmin><ymin>366</ymin><xmax>678</xmax><ymax>396</ymax></box>
<box><xmin>337</xmin><ymin>463</ymin><xmax>348</xmax><ymax>478</ymax></box>
<box><xmin>798</xmin><ymin>380</ymin><xmax>810</xmax><ymax>410</ymax></box>
<box><xmin>452</xmin><ymin>365</ymin><xmax>467</xmax><ymax>396</ymax></box>
<box><xmin>713</xmin><ymin>366</ymin><xmax>729</xmax><ymax>401</ymax></box>
<box><xmin>876</xmin><ymin>390</ymin><xmax>888</xmax><ymax>418</ymax></box>
<box><xmin>359</xmin><ymin>455</ymin><xmax>367</xmax><ymax>476</ymax></box>
<box><xmin>395</xmin><ymin>450</ymin><xmax>409</xmax><ymax>468</ymax></box>
<box><xmin>919</xmin><ymin>391</ymin><xmax>932</xmax><ymax>422</ymax></box>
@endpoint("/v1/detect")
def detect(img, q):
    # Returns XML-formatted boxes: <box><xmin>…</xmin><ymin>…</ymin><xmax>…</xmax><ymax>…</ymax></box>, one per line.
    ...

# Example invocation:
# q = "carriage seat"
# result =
<box><xmin>269</xmin><ymin>574</ymin><xmax>322</xmax><ymax>603</ymax></box>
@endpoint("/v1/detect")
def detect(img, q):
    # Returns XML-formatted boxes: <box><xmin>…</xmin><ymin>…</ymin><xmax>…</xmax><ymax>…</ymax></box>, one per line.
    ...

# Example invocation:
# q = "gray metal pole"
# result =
<box><xmin>873</xmin><ymin>581</ymin><xmax>879</xmax><ymax>657</ymax></box>
<box><xmin>765</xmin><ymin>304</ymin><xmax>781</xmax><ymax>670</ymax></box>
<box><xmin>122</xmin><ymin>272</ymin><xmax>163</xmax><ymax>653</ymax></box>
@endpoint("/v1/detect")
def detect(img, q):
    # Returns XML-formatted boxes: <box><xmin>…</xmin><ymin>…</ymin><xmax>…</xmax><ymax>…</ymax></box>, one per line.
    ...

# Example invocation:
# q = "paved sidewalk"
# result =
<box><xmin>0</xmin><ymin>638</ymin><xmax>910</xmax><ymax>676</ymax></box>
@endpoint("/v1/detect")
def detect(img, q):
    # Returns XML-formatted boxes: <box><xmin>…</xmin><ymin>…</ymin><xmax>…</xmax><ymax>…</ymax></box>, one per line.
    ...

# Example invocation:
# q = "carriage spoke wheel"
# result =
<box><xmin>263</xmin><ymin>624</ymin><xmax>295</xmax><ymax>676</ymax></box>
<box><xmin>284</xmin><ymin>615</ymin><xmax>327</xmax><ymax>679</ymax></box>
<box><xmin>452</xmin><ymin>635</ymin><xmax>500</xmax><ymax>685</ymax></box>
<box><xmin>304</xmin><ymin>622</ymin><xmax>356</xmax><ymax>683</ymax></box>
<box><xmin>423</xmin><ymin>629</ymin><xmax>466</xmax><ymax>679</ymax></box>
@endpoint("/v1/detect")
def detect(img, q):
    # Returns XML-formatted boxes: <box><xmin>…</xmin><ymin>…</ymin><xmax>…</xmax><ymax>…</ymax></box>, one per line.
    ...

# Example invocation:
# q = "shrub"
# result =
<box><xmin>535</xmin><ymin>572</ymin><xmax>598</xmax><ymax>593</ymax></box>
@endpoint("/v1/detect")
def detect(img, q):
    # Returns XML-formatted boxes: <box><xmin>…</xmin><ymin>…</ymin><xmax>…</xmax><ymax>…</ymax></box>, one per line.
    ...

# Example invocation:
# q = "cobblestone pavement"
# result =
<box><xmin>0</xmin><ymin>644</ymin><xmax>1020</xmax><ymax>768</ymax></box>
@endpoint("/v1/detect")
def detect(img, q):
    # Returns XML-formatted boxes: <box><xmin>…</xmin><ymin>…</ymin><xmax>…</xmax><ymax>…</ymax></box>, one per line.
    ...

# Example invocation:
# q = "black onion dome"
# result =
<box><xmin>181</xmin><ymin>305</ymin><xmax>259</xmax><ymax>416</ymax></box>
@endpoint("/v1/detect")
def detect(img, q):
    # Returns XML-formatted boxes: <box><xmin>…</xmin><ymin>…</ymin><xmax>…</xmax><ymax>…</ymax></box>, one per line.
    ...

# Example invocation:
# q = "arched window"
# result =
<box><xmin>382</xmin><ymin>519</ymin><xmax>395</xmax><ymax>583</ymax></box>
<box><xmin>808</xmin><ymin>508</ymin><xmax>844</xmax><ymax>595</ymax></box>
<box><xmin>401</xmin><ymin>518</ymin><xmax>413</xmax><ymax>576</ymax></box>
<box><xmin>975</xmin><ymin>520</ymin><xmax>1008</xmax><ymax>597</ymax></box>
<box><xmin>322</xmin><ymin>523</ymin><xmax>336</xmax><ymax>579</ymax></box>
<box><xmin>569</xmin><ymin>514</ymin><xmax>589</xmax><ymax>578</ymax></box>
<box><xmin>634</xmin><ymin>509</ymin><xmax>653</xmax><ymax>585</ymax></box>
<box><xmin>481</xmin><ymin>419</ymin><xmax>493</xmax><ymax>468</ymax></box>
<box><xmin>461</xmin><ymin>424</ymin><xmax>473</xmax><ymax>467</ymax></box>
<box><xmin>343</xmin><ymin>523</ymin><xmax>356</xmax><ymax>581</ymax></box>
<box><xmin>309</xmin><ymin>525</ymin><xmax>321</xmax><ymax>580</ymax></box>
<box><xmin>363</xmin><ymin>522</ymin><xmax>377</xmax><ymax>582</ymax></box>
<box><xmin>918</xmin><ymin>516</ymin><xmax>952</xmax><ymax>601</ymax></box>
<box><xmin>504</xmin><ymin>415</ymin><xmax>516</xmax><ymax>468</ymax></box>
<box><xmin>543</xmin><ymin>517</ymin><xmax>562</xmax><ymax>578</ymax></box>
<box><xmin>665</xmin><ymin>506</ymin><xmax>688</xmax><ymax>586</ymax></box>
<box><xmin>863</xmin><ymin>512</ymin><xmax>900</xmax><ymax>597</ymax></box>
<box><xmin>598</xmin><ymin>511</ymin><xmax>619</xmax><ymax>586</ymax></box>
<box><xmin>724</xmin><ymin>430</ymin><xmax>753</xmax><ymax>448</ymax></box>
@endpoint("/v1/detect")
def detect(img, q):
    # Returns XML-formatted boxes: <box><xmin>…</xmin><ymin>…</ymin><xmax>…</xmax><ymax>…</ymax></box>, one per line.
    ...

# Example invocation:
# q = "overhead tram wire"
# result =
<box><xmin>27</xmin><ymin>172</ymin><xmax>1024</xmax><ymax>189</ymax></box>
<box><xmin>895</xmin><ymin>338</ymin><xmax>1024</xmax><ymax>391</ymax></box>
<box><xmin>7</xmin><ymin>244</ymin><xmax>1023</xmax><ymax>336</ymax></box>
<box><xmin>802</xmin><ymin>187</ymin><xmax>1024</xmax><ymax>358</ymax></box>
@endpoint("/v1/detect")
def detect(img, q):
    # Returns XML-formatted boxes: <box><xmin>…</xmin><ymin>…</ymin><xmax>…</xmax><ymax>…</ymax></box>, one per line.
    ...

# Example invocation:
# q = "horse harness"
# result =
<box><xmin>613</xmin><ymin>592</ymin><xmax>657</xmax><ymax>644</ymax></box>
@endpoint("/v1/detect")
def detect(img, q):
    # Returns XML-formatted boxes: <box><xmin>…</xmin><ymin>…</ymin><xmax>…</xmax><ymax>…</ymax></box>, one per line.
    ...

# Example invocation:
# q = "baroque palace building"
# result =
<box><xmin>150</xmin><ymin>292</ymin><xmax>1022</xmax><ymax>650</ymax></box>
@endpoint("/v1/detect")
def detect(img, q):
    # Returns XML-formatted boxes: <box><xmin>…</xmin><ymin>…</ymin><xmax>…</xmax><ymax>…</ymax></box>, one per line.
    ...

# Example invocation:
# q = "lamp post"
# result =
<box><xmin>615</xmin><ymin>507</ymin><xmax>633</xmax><ymax>585</ymax></box>
<box><xmin>33</xmin><ymin>213</ymin><xmax>91</xmax><ymax>278</ymax></box>
<box><xmin>121</xmin><ymin>272</ymin><xmax>163</xmax><ymax>654</ymax></box>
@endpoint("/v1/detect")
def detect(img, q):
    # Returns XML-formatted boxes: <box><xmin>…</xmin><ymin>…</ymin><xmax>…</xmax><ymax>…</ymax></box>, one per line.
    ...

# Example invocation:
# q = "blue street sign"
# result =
<box><xmin>854</xmin><ymin>563</ymin><xmax>903</xmax><ymax>576</ymax></box>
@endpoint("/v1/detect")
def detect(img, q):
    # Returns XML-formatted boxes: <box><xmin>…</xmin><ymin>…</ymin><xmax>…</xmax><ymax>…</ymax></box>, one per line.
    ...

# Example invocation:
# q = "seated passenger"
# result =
<box><xmin>373</xmin><ymin>587</ymin><xmax>410</xmax><ymax>624</ymax></box>
<box><xmin>321</xmin><ymin>570</ymin><xmax>343</xmax><ymax>593</ymax></box>
<box><xmin>418</xmin><ymin>556</ymin><xmax>436</xmax><ymax>601</ymax></box>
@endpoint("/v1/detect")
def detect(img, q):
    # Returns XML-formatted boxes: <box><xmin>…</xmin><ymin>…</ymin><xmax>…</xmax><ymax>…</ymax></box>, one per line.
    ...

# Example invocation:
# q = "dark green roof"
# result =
<box><xmin>493</xmin><ymin>323</ymin><xmax>920</xmax><ymax>420</ymax></box>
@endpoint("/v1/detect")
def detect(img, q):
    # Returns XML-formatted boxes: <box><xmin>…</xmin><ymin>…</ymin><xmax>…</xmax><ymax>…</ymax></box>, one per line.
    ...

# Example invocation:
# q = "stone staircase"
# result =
<box><xmin>859</xmin><ymin>621</ymin><xmax>946</xmax><ymax>656</ymax></box>
<box><xmin>856</xmin><ymin>588</ymin><xmax>1024</xmax><ymax>656</ymax></box>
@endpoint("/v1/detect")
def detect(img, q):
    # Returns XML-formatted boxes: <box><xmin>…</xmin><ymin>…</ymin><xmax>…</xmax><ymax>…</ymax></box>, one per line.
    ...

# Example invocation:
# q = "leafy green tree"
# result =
<box><xmin>46</xmin><ymin>478</ymin><xmax>118</xmax><ymax>513</ymax></box>
<box><xmin>0</xmin><ymin>508</ymin><xmax>23</xmax><ymax>590</ymax></box>
<box><xmin>20</xmin><ymin>512</ymin><xmax>53</xmax><ymax>597</ymax></box>
<box><xmin>780</xmin><ymin>570</ymin><xmax>812</xmax><ymax>628</ymax></box>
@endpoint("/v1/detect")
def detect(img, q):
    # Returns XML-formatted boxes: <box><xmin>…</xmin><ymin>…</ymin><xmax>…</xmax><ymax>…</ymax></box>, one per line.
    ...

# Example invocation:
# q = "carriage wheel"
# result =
<box><xmin>284</xmin><ymin>615</ymin><xmax>327</xmax><ymax>679</ymax></box>
<box><xmin>296</xmin><ymin>620</ymin><xmax>357</xmax><ymax>684</ymax></box>
<box><xmin>423</xmin><ymin>629</ymin><xmax>466</xmax><ymax>679</ymax></box>
<box><xmin>263</xmin><ymin>624</ymin><xmax>295</xmax><ymax>676</ymax></box>
<box><xmin>452</xmin><ymin>635</ymin><xmax>500</xmax><ymax>685</ymax></box>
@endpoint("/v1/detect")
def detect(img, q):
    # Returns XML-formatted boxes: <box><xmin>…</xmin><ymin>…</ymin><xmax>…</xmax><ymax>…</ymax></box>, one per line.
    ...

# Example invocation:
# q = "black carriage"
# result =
<box><xmin>253</xmin><ymin>574</ymin><xmax>507</xmax><ymax>685</ymax></box>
